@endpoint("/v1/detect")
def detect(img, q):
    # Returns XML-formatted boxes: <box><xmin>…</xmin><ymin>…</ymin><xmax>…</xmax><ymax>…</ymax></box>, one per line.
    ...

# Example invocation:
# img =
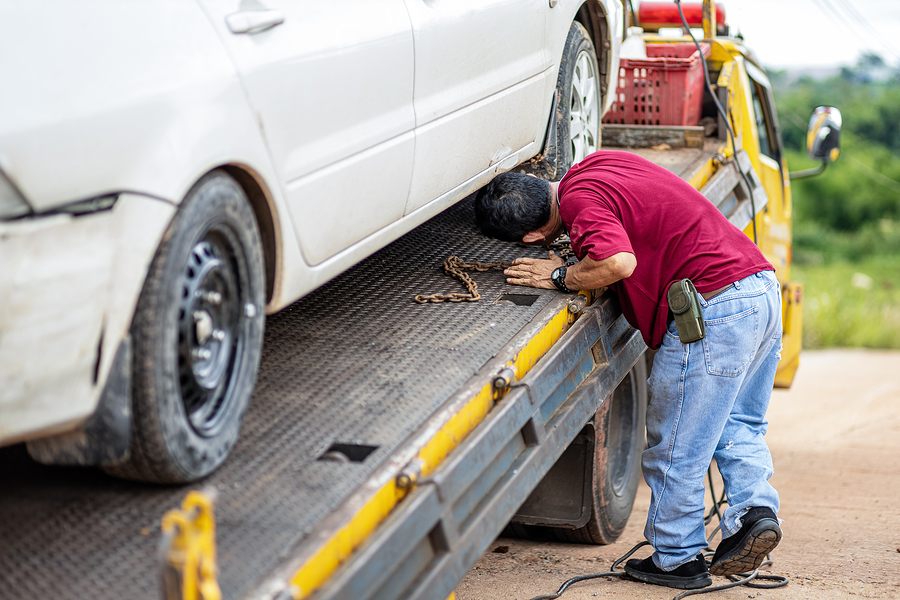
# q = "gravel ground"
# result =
<box><xmin>455</xmin><ymin>349</ymin><xmax>900</xmax><ymax>600</ymax></box>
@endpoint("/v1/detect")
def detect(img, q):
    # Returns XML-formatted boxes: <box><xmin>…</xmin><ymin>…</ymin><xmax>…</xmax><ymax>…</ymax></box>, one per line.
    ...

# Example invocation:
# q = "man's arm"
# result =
<box><xmin>504</xmin><ymin>251</ymin><xmax>636</xmax><ymax>290</ymax></box>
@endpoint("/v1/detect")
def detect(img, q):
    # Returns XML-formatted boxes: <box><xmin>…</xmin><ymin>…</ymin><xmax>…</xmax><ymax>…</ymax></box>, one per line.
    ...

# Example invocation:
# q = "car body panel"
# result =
<box><xmin>0</xmin><ymin>0</ymin><xmax>622</xmax><ymax>450</ymax></box>
<box><xmin>0</xmin><ymin>194</ymin><xmax>175</xmax><ymax>444</ymax></box>
<box><xmin>0</xmin><ymin>2</ymin><xmax>309</xmax><ymax>304</ymax></box>
<box><xmin>274</xmin><ymin>0</ymin><xmax>622</xmax><ymax>304</ymax></box>
<box><xmin>0</xmin><ymin>2</ymin><xmax>256</xmax><ymax>210</ymax></box>
<box><xmin>196</xmin><ymin>0</ymin><xmax>418</xmax><ymax>265</ymax></box>
<box><xmin>402</xmin><ymin>0</ymin><xmax>550</xmax><ymax>213</ymax></box>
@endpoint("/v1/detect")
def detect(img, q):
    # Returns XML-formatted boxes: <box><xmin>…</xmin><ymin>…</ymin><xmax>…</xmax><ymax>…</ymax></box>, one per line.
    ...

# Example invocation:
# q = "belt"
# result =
<box><xmin>701</xmin><ymin>283</ymin><xmax>735</xmax><ymax>301</ymax></box>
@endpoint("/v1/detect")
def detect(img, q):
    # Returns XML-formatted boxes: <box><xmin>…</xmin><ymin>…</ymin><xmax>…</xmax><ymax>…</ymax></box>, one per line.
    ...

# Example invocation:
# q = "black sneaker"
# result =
<box><xmin>624</xmin><ymin>554</ymin><xmax>712</xmax><ymax>589</ymax></box>
<box><xmin>709</xmin><ymin>507</ymin><xmax>782</xmax><ymax>576</ymax></box>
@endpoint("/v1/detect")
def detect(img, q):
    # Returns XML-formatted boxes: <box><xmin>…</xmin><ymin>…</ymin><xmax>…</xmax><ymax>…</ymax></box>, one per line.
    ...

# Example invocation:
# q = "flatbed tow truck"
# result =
<box><xmin>0</xmin><ymin>4</ymin><xmax>837</xmax><ymax>599</ymax></box>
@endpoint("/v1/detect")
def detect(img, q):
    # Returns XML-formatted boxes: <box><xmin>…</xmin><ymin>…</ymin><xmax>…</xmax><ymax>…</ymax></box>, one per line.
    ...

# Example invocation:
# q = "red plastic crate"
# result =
<box><xmin>603</xmin><ymin>43</ymin><xmax>710</xmax><ymax>127</ymax></box>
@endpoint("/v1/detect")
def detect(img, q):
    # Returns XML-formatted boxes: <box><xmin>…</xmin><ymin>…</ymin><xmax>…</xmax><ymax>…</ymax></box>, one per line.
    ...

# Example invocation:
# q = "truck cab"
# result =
<box><xmin>603</xmin><ymin>0</ymin><xmax>841</xmax><ymax>388</ymax></box>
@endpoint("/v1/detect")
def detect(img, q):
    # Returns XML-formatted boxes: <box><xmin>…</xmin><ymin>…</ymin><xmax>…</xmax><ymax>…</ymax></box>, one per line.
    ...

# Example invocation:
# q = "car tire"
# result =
<box><xmin>554</xmin><ymin>355</ymin><xmax>647</xmax><ymax>544</ymax></box>
<box><xmin>103</xmin><ymin>171</ymin><xmax>265</xmax><ymax>484</ymax></box>
<box><xmin>558</xmin><ymin>21</ymin><xmax>602</xmax><ymax>170</ymax></box>
<box><xmin>519</xmin><ymin>21</ymin><xmax>602</xmax><ymax>180</ymax></box>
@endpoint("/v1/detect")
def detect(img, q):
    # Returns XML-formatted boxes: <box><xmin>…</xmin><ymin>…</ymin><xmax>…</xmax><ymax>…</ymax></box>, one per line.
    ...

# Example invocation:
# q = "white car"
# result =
<box><xmin>0</xmin><ymin>0</ymin><xmax>622</xmax><ymax>483</ymax></box>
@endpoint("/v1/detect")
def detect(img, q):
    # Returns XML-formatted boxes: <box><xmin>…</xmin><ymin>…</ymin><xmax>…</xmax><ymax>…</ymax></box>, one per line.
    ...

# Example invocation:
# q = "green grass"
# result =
<box><xmin>792</xmin><ymin>256</ymin><xmax>900</xmax><ymax>349</ymax></box>
<box><xmin>792</xmin><ymin>220</ymin><xmax>900</xmax><ymax>264</ymax></box>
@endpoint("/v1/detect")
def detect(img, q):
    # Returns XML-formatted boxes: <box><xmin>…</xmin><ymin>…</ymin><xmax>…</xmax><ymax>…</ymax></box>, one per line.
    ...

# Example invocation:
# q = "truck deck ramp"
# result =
<box><xmin>0</xmin><ymin>198</ymin><xmax>639</xmax><ymax>600</ymax></box>
<box><xmin>2</xmin><ymin>132</ymin><xmax>750</xmax><ymax>600</ymax></box>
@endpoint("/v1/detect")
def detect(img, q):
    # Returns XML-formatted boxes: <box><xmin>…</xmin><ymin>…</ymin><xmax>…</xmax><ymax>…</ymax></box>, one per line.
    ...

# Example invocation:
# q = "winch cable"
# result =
<box><xmin>673</xmin><ymin>0</ymin><xmax>759</xmax><ymax>247</ymax></box>
<box><xmin>524</xmin><ymin>468</ymin><xmax>788</xmax><ymax>600</ymax></box>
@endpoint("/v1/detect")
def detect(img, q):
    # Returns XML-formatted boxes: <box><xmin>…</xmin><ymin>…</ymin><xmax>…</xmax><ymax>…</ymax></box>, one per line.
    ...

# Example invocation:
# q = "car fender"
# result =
<box><xmin>0</xmin><ymin>2</ymin><xmax>307</xmax><ymax>308</ymax></box>
<box><xmin>0</xmin><ymin>193</ymin><xmax>174</xmax><ymax>446</ymax></box>
<box><xmin>0</xmin><ymin>2</ymin><xmax>313</xmax><ymax>444</ymax></box>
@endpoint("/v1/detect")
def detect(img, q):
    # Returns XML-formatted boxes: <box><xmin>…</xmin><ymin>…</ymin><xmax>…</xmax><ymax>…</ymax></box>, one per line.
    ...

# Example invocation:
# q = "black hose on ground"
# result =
<box><xmin>524</xmin><ymin>469</ymin><xmax>788</xmax><ymax>600</ymax></box>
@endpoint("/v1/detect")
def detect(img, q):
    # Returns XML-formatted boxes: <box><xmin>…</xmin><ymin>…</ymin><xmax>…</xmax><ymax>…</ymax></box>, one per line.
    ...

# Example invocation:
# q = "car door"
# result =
<box><xmin>402</xmin><ymin>0</ymin><xmax>550</xmax><ymax>214</ymax></box>
<box><xmin>196</xmin><ymin>0</ymin><xmax>415</xmax><ymax>266</ymax></box>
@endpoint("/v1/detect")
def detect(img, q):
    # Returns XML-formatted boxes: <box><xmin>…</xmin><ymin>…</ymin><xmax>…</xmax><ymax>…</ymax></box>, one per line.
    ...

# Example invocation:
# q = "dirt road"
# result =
<box><xmin>455</xmin><ymin>349</ymin><xmax>900</xmax><ymax>600</ymax></box>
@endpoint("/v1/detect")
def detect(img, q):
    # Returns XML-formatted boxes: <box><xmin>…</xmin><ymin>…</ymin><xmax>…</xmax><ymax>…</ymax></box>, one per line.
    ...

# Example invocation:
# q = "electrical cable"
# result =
<box><xmin>815</xmin><ymin>0</ymin><xmax>900</xmax><ymax>63</ymax></box>
<box><xmin>673</xmin><ymin>0</ymin><xmax>759</xmax><ymax>246</ymax></box>
<box><xmin>832</xmin><ymin>0</ymin><xmax>900</xmax><ymax>62</ymax></box>
<box><xmin>524</xmin><ymin>468</ymin><xmax>788</xmax><ymax>600</ymax></box>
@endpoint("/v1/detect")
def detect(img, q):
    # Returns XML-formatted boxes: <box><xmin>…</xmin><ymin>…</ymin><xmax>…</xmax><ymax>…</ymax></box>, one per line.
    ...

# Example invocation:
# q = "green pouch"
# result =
<box><xmin>667</xmin><ymin>279</ymin><xmax>705</xmax><ymax>343</ymax></box>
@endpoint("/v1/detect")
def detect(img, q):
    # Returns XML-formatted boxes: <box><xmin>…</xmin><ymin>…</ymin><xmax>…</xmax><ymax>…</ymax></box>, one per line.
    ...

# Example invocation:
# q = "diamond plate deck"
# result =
<box><xmin>0</xmin><ymin>198</ymin><xmax>565</xmax><ymax>600</ymax></box>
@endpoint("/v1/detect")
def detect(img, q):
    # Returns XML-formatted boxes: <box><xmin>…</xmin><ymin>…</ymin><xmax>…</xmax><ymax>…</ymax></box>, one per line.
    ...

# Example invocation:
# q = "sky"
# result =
<box><xmin>648</xmin><ymin>0</ymin><xmax>900</xmax><ymax>69</ymax></box>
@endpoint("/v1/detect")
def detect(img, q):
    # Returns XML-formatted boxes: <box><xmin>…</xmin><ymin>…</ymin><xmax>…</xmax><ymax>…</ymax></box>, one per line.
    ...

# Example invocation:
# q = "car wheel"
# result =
<box><xmin>554</xmin><ymin>355</ymin><xmax>647</xmax><ymax>544</ymax></box>
<box><xmin>517</xmin><ymin>21</ymin><xmax>602</xmax><ymax>180</ymax></box>
<box><xmin>559</xmin><ymin>22</ymin><xmax>602</xmax><ymax>167</ymax></box>
<box><xmin>104</xmin><ymin>171</ymin><xmax>265</xmax><ymax>483</ymax></box>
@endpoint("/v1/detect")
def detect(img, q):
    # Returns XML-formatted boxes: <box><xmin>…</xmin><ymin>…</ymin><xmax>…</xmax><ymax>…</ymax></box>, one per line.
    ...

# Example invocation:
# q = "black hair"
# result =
<box><xmin>473</xmin><ymin>172</ymin><xmax>552</xmax><ymax>242</ymax></box>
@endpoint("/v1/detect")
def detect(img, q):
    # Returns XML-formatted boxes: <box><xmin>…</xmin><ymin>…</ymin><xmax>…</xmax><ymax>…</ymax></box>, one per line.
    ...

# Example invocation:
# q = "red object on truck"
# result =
<box><xmin>602</xmin><ymin>43</ymin><xmax>710</xmax><ymax>127</ymax></box>
<box><xmin>638</xmin><ymin>2</ymin><xmax>726</xmax><ymax>31</ymax></box>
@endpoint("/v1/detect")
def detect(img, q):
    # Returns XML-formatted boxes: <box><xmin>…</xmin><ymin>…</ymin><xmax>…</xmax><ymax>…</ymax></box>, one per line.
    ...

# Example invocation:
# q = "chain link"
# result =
<box><xmin>413</xmin><ymin>256</ymin><xmax>512</xmax><ymax>303</ymax></box>
<box><xmin>548</xmin><ymin>235</ymin><xmax>575</xmax><ymax>260</ymax></box>
<box><xmin>413</xmin><ymin>236</ymin><xmax>574</xmax><ymax>304</ymax></box>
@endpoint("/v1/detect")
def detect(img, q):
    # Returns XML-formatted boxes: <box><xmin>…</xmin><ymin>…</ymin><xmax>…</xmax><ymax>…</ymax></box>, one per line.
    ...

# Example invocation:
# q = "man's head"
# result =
<box><xmin>474</xmin><ymin>172</ymin><xmax>552</xmax><ymax>243</ymax></box>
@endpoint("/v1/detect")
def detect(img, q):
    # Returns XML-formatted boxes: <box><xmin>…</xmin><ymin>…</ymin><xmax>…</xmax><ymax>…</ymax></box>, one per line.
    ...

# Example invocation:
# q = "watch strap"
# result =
<box><xmin>551</xmin><ymin>266</ymin><xmax>573</xmax><ymax>293</ymax></box>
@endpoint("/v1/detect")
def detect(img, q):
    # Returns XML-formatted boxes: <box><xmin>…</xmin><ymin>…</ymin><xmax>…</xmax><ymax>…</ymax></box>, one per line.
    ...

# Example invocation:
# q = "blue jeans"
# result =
<box><xmin>643</xmin><ymin>270</ymin><xmax>782</xmax><ymax>570</ymax></box>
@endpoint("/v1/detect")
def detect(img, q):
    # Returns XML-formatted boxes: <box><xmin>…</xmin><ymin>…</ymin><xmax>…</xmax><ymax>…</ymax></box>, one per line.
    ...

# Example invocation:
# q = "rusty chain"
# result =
<box><xmin>413</xmin><ymin>236</ymin><xmax>574</xmax><ymax>304</ymax></box>
<box><xmin>549</xmin><ymin>236</ymin><xmax>575</xmax><ymax>260</ymax></box>
<box><xmin>413</xmin><ymin>256</ymin><xmax>511</xmax><ymax>303</ymax></box>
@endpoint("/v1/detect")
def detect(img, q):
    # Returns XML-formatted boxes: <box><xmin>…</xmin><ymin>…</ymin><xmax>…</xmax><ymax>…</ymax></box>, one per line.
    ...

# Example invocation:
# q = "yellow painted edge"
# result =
<box><xmin>774</xmin><ymin>282</ymin><xmax>803</xmax><ymax>389</ymax></box>
<box><xmin>417</xmin><ymin>381</ymin><xmax>495</xmax><ymax>480</ymax></box>
<box><xmin>687</xmin><ymin>156</ymin><xmax>716</xmax><ymax>191</ymax></box>
<box><xmin>289</xmin><ymin>482</ymin><xmax>398</xmax><ymax>598</ymax></box>
<box><xmin>288</xmin><ymin>304</ymin><xmax>573</xmax><ymax>599</ymax></box>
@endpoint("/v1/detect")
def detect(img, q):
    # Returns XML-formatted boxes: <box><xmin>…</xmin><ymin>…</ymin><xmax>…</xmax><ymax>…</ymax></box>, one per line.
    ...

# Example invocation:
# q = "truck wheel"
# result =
<box><xmin>558</xmin><ymin>21</ymin><xmax>602</xmax><ymax>166</ymax></box>
<box><xmin>104</xmin><ymin>171</ymin><xmax>265</xmax><ymax>483</ymax></box>
<box><xmin>555</xmin><ymin>355</ymin><xmax>647</xmax><ymax>544</ymax></box>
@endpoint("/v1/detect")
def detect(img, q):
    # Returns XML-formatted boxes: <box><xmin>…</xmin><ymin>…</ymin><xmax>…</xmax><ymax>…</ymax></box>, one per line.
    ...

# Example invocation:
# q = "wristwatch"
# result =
<box><xmin>551</xmin><ymin>266</ymin><xmax>574</xmax><ymax>293</ymax></box>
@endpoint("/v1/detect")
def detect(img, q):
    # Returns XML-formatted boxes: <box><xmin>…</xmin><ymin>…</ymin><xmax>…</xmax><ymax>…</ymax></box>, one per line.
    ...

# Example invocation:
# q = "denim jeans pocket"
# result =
<box><xmin>665</xmin><ymin>317</ymin><xmax>680</xmax><ymax>341</ymax></box>
<box><xmin>702</xmin><ymin>306</ymin><xmax>759</xmax><ymax>377</ymax></box>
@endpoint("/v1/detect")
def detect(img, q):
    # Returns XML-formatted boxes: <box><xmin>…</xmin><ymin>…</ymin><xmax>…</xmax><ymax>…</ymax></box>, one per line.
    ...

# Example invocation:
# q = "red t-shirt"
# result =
<box><xmin>558</xmin><ymin>150</ymin><xmax>773</xmax><ymax>349</ymax></box>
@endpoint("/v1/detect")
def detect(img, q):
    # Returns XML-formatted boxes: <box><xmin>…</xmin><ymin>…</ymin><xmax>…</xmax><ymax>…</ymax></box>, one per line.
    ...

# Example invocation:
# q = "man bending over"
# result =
<box><xmin>473</xmin><ymin>150</ymin><xmax>783</xmax><ymax>590</ymax></box>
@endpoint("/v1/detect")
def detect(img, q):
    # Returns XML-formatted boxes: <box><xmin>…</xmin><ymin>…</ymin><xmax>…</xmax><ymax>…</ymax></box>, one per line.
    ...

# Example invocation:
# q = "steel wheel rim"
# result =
<box><xmin>177</xmin><ymin>226</ymin><xmax>245</xmax><ymax>437</ymax></box>
<box><xmin>570</xmin><ymin>48</ymin><xmax>600</xmax><ymax>163</ymax></box>
<box><xmin>606</xmin><ymin>369</ymin><xmax>638</xmax><ymax>496</ymax></box>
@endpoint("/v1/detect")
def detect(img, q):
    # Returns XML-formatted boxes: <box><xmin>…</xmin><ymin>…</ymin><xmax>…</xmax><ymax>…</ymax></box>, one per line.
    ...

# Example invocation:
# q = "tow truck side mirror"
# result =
<box><xmin>807</xmin><ymin>106</ymin><xmax>842</xmax><ymax>163</ymax></box>
<box><xmin>791</xmin><ymin>106</ymin><xmax>842</xmax><ymax>180</ymax></box>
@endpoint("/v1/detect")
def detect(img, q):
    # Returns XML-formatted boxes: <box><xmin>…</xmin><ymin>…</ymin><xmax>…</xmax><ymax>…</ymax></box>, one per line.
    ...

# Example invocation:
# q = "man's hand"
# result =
<box><xmin>504</xmin><ymin>251</ymin><xmax>565</xmax><ymax>289</ymax></box>
<box><xmin>505</xmin><ymin>251</ymin><xmax>637</xmax><ymax>291</ymax></box>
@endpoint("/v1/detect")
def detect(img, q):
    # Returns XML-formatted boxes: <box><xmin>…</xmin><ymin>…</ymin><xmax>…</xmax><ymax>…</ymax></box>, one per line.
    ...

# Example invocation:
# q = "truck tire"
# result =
<box><xmin>555</xmin><ymin>354</ymin><xmax>647</xmax><ymax>544</ymax></box>
<box><xmin>103</xmin><ymin>171</ymin><xmax>265</xmax><ymax>483</ymax></box>
<box><xmin>506</xmin><ymin>355</ymin><xmax>647</xmax><ymax>544</ymax></box>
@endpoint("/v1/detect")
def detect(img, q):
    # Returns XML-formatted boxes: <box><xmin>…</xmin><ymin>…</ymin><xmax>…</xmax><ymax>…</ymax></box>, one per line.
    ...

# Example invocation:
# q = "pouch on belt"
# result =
<box><xmin>667</xmin><ymin>279</ymin><xmax>705</xmax><ymax>343</ymax></box>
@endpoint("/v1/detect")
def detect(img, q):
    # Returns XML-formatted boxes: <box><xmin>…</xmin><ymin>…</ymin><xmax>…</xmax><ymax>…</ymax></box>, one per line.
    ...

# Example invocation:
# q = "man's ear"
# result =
<box><xmin>522</xmin><ymin>230</ymin><xmax>542</xmax><ymax>244</ymax></box>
